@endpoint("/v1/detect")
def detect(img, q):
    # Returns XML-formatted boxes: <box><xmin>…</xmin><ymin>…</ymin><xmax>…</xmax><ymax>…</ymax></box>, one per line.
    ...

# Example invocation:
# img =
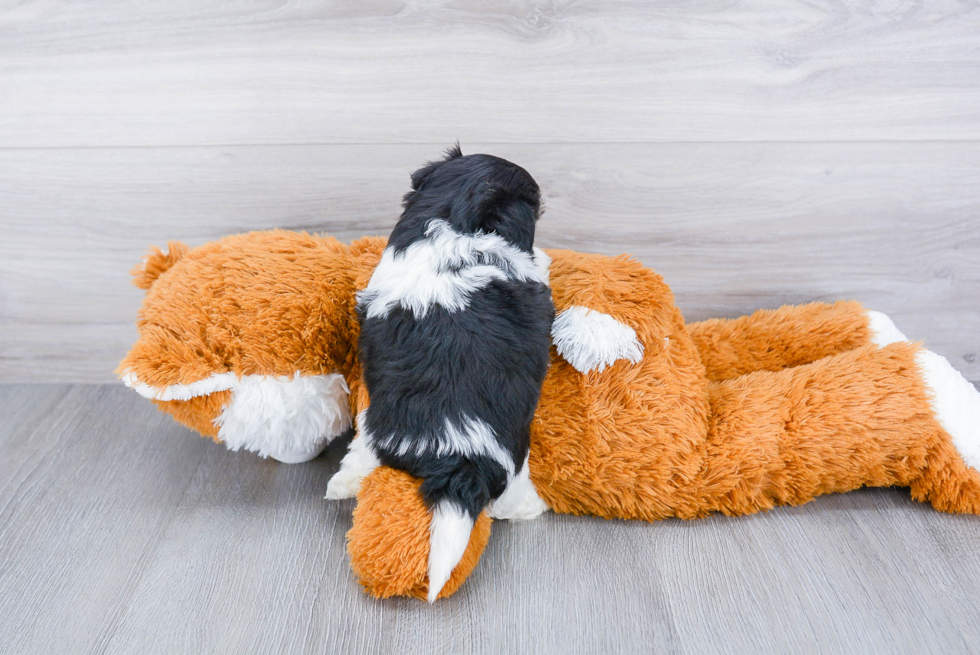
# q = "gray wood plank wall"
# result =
<box><xmin>0</xmin><ymin>1</ymin><xmax>978</xmax><ymax>385</ymax></box>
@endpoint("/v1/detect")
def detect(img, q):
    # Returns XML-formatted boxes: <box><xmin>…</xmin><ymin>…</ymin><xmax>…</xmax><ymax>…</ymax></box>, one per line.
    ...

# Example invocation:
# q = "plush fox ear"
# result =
<box><xmin>131</xmin><ymin>241</ymin><xmax>190</xmax><ymax>290</ymax></box>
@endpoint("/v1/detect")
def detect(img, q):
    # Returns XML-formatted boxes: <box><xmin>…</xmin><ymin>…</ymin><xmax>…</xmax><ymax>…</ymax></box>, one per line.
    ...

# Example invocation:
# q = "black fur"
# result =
<box><xmin>358</xmin><ymin>147</ymin><xmax>554</xmax><ymax>520</ymax></box>
<box><xmin>388</xmin><ymin>145</ymin><xmax>543</xmax><ymax>255</ymax></box>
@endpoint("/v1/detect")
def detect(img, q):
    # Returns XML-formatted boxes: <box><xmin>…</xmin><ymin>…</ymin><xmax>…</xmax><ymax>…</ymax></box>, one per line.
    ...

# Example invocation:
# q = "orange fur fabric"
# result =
<box><xmin>119</xmin><ymin>231</ymin><xmax>980</xmax><ymax>601</ymax></box>
<box><xmin>348</xmin><ymin>467</ymin><xmax>492</xmax><ymax>600</ymax></box>
<box><xmin>688</xmin><ymin>300</ymin><xmax>871</xmax><ymax>381</ymax></box>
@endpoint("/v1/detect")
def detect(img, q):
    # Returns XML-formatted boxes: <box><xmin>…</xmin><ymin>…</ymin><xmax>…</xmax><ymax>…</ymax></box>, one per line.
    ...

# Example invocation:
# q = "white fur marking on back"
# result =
<box><xmin>916</xmin><ymin>350</ymin><xmax>980</xmax><ymax>472</ymax></box>
<box><xmin>377</xmin><ymin>415</ymin><xmax>516</xmax><ymax>476</ymax></box>
<box><xmin>427</xmin><ymin>500</ymin><xmax>474</xmax><ymax>603</ymax></box>
<box><xmin>325</xmin><ymin>411</ymin><xmax>381</xmax><ymax>499</ymax></box>
<box><xmin>532</xmin><ymin>247</ymin><xmax>551</xmax><ymax>287</ymax></box>
<box><xmin>867</xmin><ymin>310</ymin><xmax>908</xmax><ymax>347</ymax></box>
<box><xmin>551</xmin><ymin>306</ymin><xmax>644</xmax><ymax>374</ymax></box>
<box><xmin>213</xmin><ymin>373</ymin><xmax>351</xmax><ymax>463</ymax></box>
<box><xmin>489</xmin><ymin>455</ymin><xmax>549</xmax><ymax>520</ymax></box>
<box><xmin>359</xmin><ymin>219</ymin><xmax>549</xmax><ymax>319</ymax></box>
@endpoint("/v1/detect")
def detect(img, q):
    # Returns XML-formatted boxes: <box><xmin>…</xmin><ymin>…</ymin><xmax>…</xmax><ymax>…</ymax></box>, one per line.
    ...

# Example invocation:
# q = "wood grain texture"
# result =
<box><xmin>2</xmin><ymin>2</ymin><xmax>979</xmax><ymax>652</ymax></box>
<box><xmin>2</xmin><ymin>384</ymin><xmax>980</xmax><ymax>654</ymax></box>
<box><xmin>0</xmin><ymin>1</ymin><xmax>979</xmax><ymax>147</ymax></box>
<box><xmin>2</xmin><ymin>143</ymin><xmax>978</xmax><ymax>382</ymax></box>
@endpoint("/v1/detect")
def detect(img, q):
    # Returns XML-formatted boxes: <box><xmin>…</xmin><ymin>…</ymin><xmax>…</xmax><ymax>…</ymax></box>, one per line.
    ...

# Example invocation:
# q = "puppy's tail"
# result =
<box><xmin>422</xmin><ymin>459</ymin><xmax>501</xmax><ymax>602</ymax></box>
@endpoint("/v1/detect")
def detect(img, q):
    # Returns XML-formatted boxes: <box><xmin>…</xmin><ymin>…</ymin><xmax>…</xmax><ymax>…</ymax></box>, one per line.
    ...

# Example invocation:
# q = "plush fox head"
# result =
<box><xmin>117</xmin><ymin>230</ymin><xmax>386</xmax><ymax>462</ymax></box>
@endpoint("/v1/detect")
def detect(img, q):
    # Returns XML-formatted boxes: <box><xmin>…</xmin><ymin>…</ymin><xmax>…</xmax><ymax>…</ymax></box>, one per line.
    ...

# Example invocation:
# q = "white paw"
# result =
<box><xmin>213</xmin><ymin>372</ymin><xmax>351</xmax><ymax>462</ymax></box>
<box><xmin>867</xmin><ymin>310</ymin><xmax>908</xmax><ymax>347</ymax></box>
<box><xmin>489</xmin><ymin>456</ymin><xmax>549</xmax><ymax>520</ymax></box>
<box><xmin>551</xmin><ymin>306</ymin><xmax>644</xmax><ymax>374</ymax></box>
<box><xmin>324</xmin><ymin>467</ymin><xmax>365</xmax><ymax>500</ymax></box>
<box><xmin>325</xmin><ymin>425</ymin><xmax>380</xmax><ymax>499</ymax></box>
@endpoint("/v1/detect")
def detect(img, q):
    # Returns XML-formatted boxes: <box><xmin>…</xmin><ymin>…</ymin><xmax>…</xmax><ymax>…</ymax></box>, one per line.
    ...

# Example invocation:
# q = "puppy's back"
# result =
<box><xmin>358</xmin><ymin>148</ymin><xmax>554</xmax><ymax>600</ymax></box>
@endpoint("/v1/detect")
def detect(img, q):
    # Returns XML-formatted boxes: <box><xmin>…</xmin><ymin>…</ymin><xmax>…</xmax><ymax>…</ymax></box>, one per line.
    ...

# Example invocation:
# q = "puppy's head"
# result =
<box><xmin>393</xmin><ymin>145</ymin><xmax>542</xmax><ymax>253</ymax></box>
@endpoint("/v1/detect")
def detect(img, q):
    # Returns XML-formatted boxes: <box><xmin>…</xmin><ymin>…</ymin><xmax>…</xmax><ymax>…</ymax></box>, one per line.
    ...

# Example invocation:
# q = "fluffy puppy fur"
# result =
<box><xmin>356</xmin><ymin>146</ymin><xmax>555</xmax><ymax>601</ymax></box>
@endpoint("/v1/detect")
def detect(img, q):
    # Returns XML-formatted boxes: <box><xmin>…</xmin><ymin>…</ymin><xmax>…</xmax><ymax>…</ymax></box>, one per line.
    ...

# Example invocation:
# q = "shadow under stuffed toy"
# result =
<box><xmin>118</xmin><ymin>230</ymin><xmax>980</xmax><ymax>601</ymax></box>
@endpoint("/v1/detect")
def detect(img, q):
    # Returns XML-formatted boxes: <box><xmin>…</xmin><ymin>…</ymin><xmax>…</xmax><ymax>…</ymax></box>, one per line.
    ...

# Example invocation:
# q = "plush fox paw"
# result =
<box><xmin>551</xmin><ymin>306</ymin><xmax>644</xmax><ymax>374</ymax></box>
<box><xmin>346</xmin><ymin>466</ymin><xmax>492</xmax><ymax>601</ymax></box>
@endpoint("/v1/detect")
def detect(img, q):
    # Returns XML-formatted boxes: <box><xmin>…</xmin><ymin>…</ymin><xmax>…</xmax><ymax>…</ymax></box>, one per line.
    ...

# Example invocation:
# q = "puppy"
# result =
<box><xmin>357</xmin><ymin>146</ymin><xmax>554</xmax><ymax>601</ymax></box>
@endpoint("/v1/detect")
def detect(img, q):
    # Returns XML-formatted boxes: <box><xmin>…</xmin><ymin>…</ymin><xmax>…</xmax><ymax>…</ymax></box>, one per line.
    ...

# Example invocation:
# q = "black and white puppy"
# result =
<box><xmin>356</xmin><ymin>146</ymin><xmax>554</xmax><ymax>601</ymax></box>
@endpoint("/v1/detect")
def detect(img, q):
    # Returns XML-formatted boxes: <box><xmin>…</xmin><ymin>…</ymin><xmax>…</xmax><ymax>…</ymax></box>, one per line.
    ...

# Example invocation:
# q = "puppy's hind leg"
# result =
<box><xmin>489</xmin><ymin>455</ymin><xmax>550</xmax><ymax>520</ymax></box>
<box><xmin>325</xmin><ymin>411</ymin><xmax>380</xmax><ymax>499</ymax></box>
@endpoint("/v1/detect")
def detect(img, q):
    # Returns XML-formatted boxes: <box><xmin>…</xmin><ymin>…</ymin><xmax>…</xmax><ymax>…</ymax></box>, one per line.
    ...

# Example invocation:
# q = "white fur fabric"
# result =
<box><xmin>551</xmin><ymin>306</ymin><xmax>644</xmax><ymax>374</ymax></box>
<box><xmin>214</xmin><ymin>372</ymin><xmax>351</xmax><ymax>461</ymax></box>
<box><xmin>916</xmin><ymin>350</ymin><xmax>980</xmax><ymax>472</ymax></box>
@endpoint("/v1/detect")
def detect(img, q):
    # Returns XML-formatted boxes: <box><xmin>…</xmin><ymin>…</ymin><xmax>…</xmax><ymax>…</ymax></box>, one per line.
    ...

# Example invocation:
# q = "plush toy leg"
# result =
<box><xmin>688</xmin><ymin>300</ymin><xmax>906</xmax><ymax>381</ymax></box>
<box><xmin>693</xmin><ymin>342</ymin><xmax>980</xmax><ymax>518</ymax></box>
<box><xmin>346</xmin><ymin>466</ymin><xmax>492</xmax><ymax>601</ymax></box>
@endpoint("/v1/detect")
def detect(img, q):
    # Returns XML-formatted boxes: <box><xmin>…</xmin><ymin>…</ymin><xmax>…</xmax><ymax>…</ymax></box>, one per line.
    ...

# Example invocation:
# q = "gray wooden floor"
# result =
<box><xmin>2</xmin><ymin>1</ymin><xmax>980</xmax><ymax>653</ymax></box>
<box><xmin>3</xmin><ymin>384</ymin><xmax>980</xmax><ymax>654</ymax></box>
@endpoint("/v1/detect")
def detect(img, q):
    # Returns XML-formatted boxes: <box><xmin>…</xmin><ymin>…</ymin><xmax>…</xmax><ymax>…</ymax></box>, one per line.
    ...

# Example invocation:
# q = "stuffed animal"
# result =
<box><xmin>119</xmin><ymin>230</ymin><xmax>980</xmax><ymax>601</ymax></box>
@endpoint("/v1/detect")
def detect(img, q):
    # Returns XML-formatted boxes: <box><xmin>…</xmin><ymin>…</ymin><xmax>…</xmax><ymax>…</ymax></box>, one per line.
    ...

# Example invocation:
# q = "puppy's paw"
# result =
<box><xmin>325</xmin><ymin>435</ymin><xmax>380</xmax><ymax>500</ymax></box>
<box><xmin>551</xmin><ymin>306</ymin><xmax>644</xmax><ymax>374</ymax></box>
<box><xmin>489</xmin><ymin>456</ymin><xmax>549</xmax><ymax>520</ymax></box>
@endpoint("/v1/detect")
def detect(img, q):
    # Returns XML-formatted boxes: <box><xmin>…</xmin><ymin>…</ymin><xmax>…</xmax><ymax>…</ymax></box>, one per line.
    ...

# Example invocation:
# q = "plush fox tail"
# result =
<box><xmin>421</xmin><ymin>459</ymin><xmax>504</xmax><ymax>602</ymax></box>
<box><xmin>131</xmin><ymin>241</ymin><xmax>189</xmax><ymax>290</ymax></box>
<box><xmin>345</xmin><ymin>466</ymin><xmax>493</xmax><ymax>601</ymax></box>
<box><xmin>426</xmin><ymin>500</ymin><xmax>477</xmax><ymax>602</ymax></box>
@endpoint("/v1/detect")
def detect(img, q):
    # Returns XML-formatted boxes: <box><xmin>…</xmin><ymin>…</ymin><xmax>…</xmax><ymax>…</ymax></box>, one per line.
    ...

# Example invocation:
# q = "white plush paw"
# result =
<box><xmin>267</xmin><ymin>441</ymin><xmax>331</xmax><ymax>464</ymax></box>
<box><xmin>867</xmin><ymin>310</ymin><xmax>908</xmax><ymax>347</ymax></box>
<box><xmin>214</xmin><ymin>372</ymin><xmax>351</xmax><ymax>462</ymax></box>
<box><xmin>325</xmin><ymin>430</ymin><xmax>380</xmax><ymax>499</ymax></box>
<box><xmin>551</xmin><ymin>306</ymin><xmax>644</xmax><ymax>374</ymax></box>
<box><xmin>123</xmin><ymin>369</ymin><xmax>352</xmax><ymax>463</ymax></box>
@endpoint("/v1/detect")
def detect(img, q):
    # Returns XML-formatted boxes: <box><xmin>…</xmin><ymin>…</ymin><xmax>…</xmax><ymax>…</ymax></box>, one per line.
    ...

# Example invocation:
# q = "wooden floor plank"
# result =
<box><xmin>0</xmin><ymin>385</ymin><xmax>209</xmax><ymax>654</ymax></box>
<box><xmin>1</xmin><ymin>385</ymin><xmax>980</xmax><ymax>653</ymax></box>
<box><xmin>2</xmin><ymin>142</ymin><xmax>977</xmax><ymax>383</ymax></box>
<box><xmin>0</xmin><ymin>1</ymin><xmax>978</xmax><ymax>147</ymax></box>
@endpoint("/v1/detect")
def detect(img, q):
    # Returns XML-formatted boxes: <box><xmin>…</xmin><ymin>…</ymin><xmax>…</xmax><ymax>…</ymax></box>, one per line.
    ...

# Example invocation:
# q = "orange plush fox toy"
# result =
<box><xmin>119</xmin><ymin>230</ymin><xmax>980</xmax><ymax>601</ymax></box>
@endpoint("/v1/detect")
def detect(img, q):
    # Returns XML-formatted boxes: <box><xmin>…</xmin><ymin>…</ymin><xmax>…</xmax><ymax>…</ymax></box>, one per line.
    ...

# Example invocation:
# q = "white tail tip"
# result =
<box><xmin>427</xmin><ymin>501</ymin><xmax>474</xmax><ymax>603</ymax></box>
<box><xmin>917</xmin><ymin>349</ymin><xmax>980</xmax><ymax>471</ymax></box>
<box><xmin>867</xmin><ymin>310</ymin><xmax>908</xmax><ymax>347</ymax></box>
